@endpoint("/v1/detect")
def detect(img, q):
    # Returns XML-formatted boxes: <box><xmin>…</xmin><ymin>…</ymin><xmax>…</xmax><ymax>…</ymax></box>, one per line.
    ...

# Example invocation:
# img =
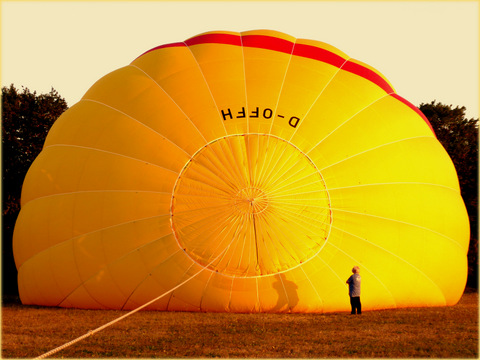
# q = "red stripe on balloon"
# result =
<box><xmin>185</xmin><ymin>33</ymin><xmax>242</xmax><ymax>47</ymax></box>
<box><xmin>390</xmin><ymin>93</ymin><xmax>436</xmax><ymax>136</ymax></box>
<box><xmin>137</xmin><ymin>33</ymin><xmax>401</xmax><ymax>96</ymax></box>
<box><xmin>242</xmin><ymin>35</ymin><xmax>294</xmax><ymax>53</ymax></box>
<box><xmin>186</xmin><ymin>33</ymin><xmax>393</xmax><ymax>94</ymax></box>
<box><xmin>342</xmin><ymin>61</ymin><xmax>394</xmax><ymax>94</ymax></box>
<box><xmin>292</xmin><ymin>43</ymin><xmax>346</xmax><ymax>68</ymax></box>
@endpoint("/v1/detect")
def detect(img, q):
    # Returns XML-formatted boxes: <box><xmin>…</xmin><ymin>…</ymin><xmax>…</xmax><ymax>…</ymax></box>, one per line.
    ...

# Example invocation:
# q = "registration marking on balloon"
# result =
<box><xmin>171</xmin><ymin>134</ymin><xmax>332</xmax><ymax>277</ymax></box>
<box><xmin>221</xmin><ymin>106</ymin><xmax>301</xmax><ymax>128</ymax></box>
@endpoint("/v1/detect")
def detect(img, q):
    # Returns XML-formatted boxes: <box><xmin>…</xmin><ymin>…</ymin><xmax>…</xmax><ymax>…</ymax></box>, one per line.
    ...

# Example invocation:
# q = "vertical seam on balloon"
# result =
<box><xmin>326</xmin><ymin>241</ymin><xmax>398</xmax><ymax>308</ymax></box>
<box><xmin>298</xmin><ymin>265</ymin><xmax>324</xmax><ymax>312</ymax></box>
<box><xmin>236</xmin><ymin>33</ymin><xmax>293</xmax><ymax>191</ymax></box>
<box><xmin>285</xmin><ymin>57</ymin><xmax>351</xmax><ymax>146</ymax></box>
<box><xmin>165</xmin><ymin>261</ymin><xmax>199</xmax><ymax>311</ymax></box>
<box><xmin>68</xmin><ymin>140</ymin><xmax>94</xmax><ymax>307</ymax></box>
<box><xmin>253</xmin><ymin>209</ymin><xmax>286</xmax><ymax>275</ymax></box>
<box><xmin>251</xmin><ymin>136</ymin><xmax>279</xmax><ymax>191</ymax></box>
<box><xmin>48</xmin><ymin>242</ymin><xmax>68</xmax><ymax>307</ymax></box>
<box><xmin>257</xmin><ymin>138</ymin><xmax>298</xmax><ymax>194</ymax></box>
<box><xmin>315</xmin><ymin>255</ymin><xmax>348</xmax><ymax>299</ymax></box>
<box><xmin>216</xmin><ymin>136</ymin><xmax>252</xmax><ymax>190</ymax></box>
<box><xmin>45</xmin><ymin>198</ymin><xmax>59</xmax><ymax>305</ymax></box>
<box><xmin>62</xmin><ymin>151</ymin><xmax>106</xmax><ymax>308</ymax></box>
<box><xmin>316</xmin><ymin>135</ymin><xmax>436</xmax><ymax>172</ymax></box>
<box><xmin>277</xmin><ymin>273</ymin><xmax>292</xmax><ymax>311</ymax></box>
<box><xmin>258</xmin><ymin>210</ymin><xmax>295</xmax><ymax>276</ymax></box>
<box><xmin>240</xmin><ymin>33</ymin><xmax>265</xmax><ymax>190</ymax></box>
<box><xmin>255</xmin><ymin>142</ymin><xmax>295</xmax><ymax>191</ymax></box>
<box><xmin>89</xmin><ymin>185</ymin><xmax>129</xmax><ymax>304</ymax></box>
<box><xmin>94</xmin><ymin>185</ymin><xmax>128</xmax><ymax>309</ymax></box>
<box><xmin>120</xmin><ymin>248</ymin><xmax>184</xmax><ymax>310</ymax></box>
<box><xmin>182</xmin><ymin>41</ymin><xmax>229</xmax><ymax>138</ymax></box>
<box><xmin>255</xmin><ymin>277</ymin><xmax>261</xmax><ymax>311</ymax></box>
<box><xmin>267</xmin><ymin>36</ymin><xmax>297</xmax><ymax>137</ymax></box>
<box><xmin>262</xmin><ymin>38</ymin><xmax>307</xmax><ymax>191</ymax></box>
<box><xmin>258</xmin><ymin>38</ymin><xmax>298</xmax><ymax>193</ymax></box>
<box><xmin>329</xmin><ymin>206</ymin><xmax>464</xmax><ymax>252</ymax></box>
<box><xmin>216</xmin><ymin>33</ymin><xmax>253</xmax><ymax>193</ymax></box>
<box><xmin>226</xmin><ymin>218</ymin><xmax>247</xmax><ymax>273</ymax></box>
<box><xmin>256</xmin><ymin>212</ymin><xmax>300</xmax><ymax>272</ymax></box>
<box><xmin>312</xmin><ymin>255</ymin><xmax>345</xmax><ymax>306</ymax></box>
<box><xmin>306</xmin><ymin>93</ymin><xmax>392</xmax><ymax>153</ymax></box>
<box><xmin>237</xmin><ymin>217</ymin><xmax>251</xmax><ymax>270</ymax></box>
<box><xmin>199</xmin><ymin>271</ymin><xmax>216</xmax><ymax>311</ymax></box>
<box><xmin>127</xmin><ymin>65</ymin><xmax>209</xmax><ymax>145</ymax></box>
<box><xmin>328</xmin><ymin>222</ymin><xmax>448</xmax><ymax>306</ymax></box>
<box><xmin>223</xmin><ymin>137</ymin><xmax>252</xmax><ymax>190</ymax></box>
<box><xmin>80</xmin><ymin>98</ymin><xmax>193</xmax><ymax>158</ymax></box>
<box><xmin>269</xmin><ymin>203</ymin><xmax>331</xmax><ymax>256</ymax></box>
<box><xmin>227</xmin><ymin>276</ymin><xmax>235</xmax><ymax>311</ymax></box>
<box><xmin>240</xmin><ymin>32</ymin><xmax>267</xmax><ymax>191</ymax></box>
<box><xmin>261</xmin><ymin>212</ymin><xmax>311</xmax><ymax>266</ymax></box>
<box><xmin>239</xmin><ymin>33</ymin><xmax>250</xmax><ymax>134</ymax></box>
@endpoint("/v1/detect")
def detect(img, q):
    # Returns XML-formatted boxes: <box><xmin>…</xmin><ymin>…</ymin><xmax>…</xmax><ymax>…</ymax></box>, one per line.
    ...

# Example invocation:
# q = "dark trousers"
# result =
<box><xmin>350</xmin><ymin>296</ymin><xmax>361</xmax><ymax>314</ymax></box>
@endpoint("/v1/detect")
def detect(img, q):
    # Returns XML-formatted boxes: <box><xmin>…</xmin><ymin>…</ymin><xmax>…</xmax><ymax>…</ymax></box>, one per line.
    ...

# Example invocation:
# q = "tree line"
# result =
<box><xmin>2</xmin><ymin>85</ymin><xmax>478</xmax><ymax>296</ymax></box>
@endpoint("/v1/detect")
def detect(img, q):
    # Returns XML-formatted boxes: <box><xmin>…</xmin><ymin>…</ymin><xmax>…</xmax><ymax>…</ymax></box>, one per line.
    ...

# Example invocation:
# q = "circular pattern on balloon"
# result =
<box><xmin>171</xmin><ymin>134</ymin><xmax>331</xmax><ymax>277</ymax></box>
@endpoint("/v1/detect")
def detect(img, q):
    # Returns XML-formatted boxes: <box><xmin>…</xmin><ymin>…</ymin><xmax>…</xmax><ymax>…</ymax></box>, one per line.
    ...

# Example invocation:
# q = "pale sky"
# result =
<box><xmin>1</xmin><ymin>1</ymin><xmax>479</xmax><ymax>119</ymax></box>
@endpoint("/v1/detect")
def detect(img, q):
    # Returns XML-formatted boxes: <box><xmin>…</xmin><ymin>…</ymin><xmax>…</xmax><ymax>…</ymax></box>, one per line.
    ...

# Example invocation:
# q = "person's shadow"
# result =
<box><xmin>272</xmin><ymin>273</ymin><xmax>299</xmax><ymax>312</ymax></box>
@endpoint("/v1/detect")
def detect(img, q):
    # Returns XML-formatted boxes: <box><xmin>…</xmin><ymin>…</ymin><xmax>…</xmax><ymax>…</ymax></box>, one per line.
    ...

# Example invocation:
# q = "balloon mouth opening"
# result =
<box><xmin>170</xmin><ymin>133</ymin><xmax>332</xmax><ymax>277</ymax></box>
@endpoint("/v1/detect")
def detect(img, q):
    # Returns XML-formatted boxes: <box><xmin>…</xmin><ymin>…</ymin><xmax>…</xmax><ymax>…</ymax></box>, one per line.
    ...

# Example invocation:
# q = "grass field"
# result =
<box><xmin>2</xmin><ymin>290</ymin><xmax>478</xmax><ymax>358</ymax></box>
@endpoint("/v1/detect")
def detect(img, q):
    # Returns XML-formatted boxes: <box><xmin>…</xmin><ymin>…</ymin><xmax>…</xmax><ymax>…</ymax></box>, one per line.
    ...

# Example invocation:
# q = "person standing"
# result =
<box><xmin>346</xmin><ymin>266</ymin><xmax>362</xmax><ymax>314</ymax></box>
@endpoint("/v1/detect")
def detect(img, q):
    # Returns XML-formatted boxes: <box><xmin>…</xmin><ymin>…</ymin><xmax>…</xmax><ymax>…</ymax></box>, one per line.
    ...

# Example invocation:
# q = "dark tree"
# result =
<box><xmin>419</xmin><ymin>101</ymin><xmax>478</xmax><ymax>289</ymax></box>
<box><xmin>2</xmin><ymin>84</ymin><xmax>68</xmax><ymax>296</ymax></box>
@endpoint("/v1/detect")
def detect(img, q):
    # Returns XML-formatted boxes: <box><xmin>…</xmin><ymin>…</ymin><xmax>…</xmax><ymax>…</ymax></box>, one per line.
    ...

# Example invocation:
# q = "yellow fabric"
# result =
<box><xmin>13</xmin><ymin>30</ymin><xmax>469</xmax><ymax>313</ymax></box>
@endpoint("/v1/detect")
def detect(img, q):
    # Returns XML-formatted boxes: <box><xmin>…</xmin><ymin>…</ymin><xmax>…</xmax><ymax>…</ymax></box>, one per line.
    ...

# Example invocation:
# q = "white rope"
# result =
<box><xmin>34</xmin><ymin>275</ymin><xmax>186</xmax><ymax>358</ymax></box>
<box><xmin>34</xmin><ymin>240</ymin><xmax>234</xmax><ymax>359</ymax></box>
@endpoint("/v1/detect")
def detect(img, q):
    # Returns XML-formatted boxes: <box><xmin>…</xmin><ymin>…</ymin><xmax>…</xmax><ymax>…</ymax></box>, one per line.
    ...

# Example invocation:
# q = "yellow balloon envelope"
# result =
<box><xmin>13</xmin><ymin>30</ymin><xmax>470</xmax><ymax>313</ymax></box>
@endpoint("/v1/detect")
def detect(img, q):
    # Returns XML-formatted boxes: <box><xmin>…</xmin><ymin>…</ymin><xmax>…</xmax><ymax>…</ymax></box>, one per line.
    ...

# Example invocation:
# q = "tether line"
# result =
<box><xmin>34</xmin><ymin>238</ymin><xmax>236</xmax><ymax>359</ymax></box>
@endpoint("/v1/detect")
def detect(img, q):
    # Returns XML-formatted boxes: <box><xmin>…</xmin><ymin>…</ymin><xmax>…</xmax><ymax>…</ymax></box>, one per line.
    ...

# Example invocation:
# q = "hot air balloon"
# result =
<box><xmin>13</xmin><ymin>30</ymin><xmax>469</xmax><ymax>313</ymax></box>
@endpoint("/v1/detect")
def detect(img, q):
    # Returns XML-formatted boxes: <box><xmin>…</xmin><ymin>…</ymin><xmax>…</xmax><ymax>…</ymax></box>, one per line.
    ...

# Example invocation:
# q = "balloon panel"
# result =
<box><xmin>13</xmin><ymin>30</ymin><xmax>469</xmax><ymax>313</ymax></box>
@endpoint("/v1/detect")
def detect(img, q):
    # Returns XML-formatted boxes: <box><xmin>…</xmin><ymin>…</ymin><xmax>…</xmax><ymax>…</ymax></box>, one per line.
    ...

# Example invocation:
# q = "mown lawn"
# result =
<box><xmin>2</xmin><ymin>290</ymin><xmax>477</xmax><ymax>358</ymax></box>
